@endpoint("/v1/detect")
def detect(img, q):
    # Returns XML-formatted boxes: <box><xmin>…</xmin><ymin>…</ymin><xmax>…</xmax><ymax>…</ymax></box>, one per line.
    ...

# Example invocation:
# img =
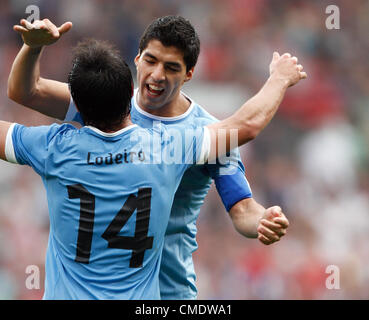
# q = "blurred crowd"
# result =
<box><xmin>0</xmin><ymin>0</ymin><xmax>368</xmax><ymax>299</ymax></box>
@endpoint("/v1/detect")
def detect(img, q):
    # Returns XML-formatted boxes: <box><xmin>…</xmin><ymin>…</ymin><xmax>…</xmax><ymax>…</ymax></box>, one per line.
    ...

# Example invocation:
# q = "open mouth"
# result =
<box><xmin>146</xmin><ymin>84</ymin><xmax>165</xmax><ymax>97</ymax></box>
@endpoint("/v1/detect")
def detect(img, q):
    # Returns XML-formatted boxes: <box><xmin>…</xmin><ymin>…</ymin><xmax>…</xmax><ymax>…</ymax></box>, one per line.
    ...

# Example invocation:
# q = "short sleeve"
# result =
<box><xmin>8</xmin><ymin>123</ymin><xmax>63</xmax><ymax>176</ymax></box>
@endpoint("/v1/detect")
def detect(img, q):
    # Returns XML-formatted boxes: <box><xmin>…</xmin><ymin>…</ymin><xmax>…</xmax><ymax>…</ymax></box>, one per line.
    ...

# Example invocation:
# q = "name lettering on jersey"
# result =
<box><xmin>87</xmin><ymin>150</ymin><xmax>145</xmax><ymax>165</ymax></box>
<box><xmin>85</xmin><ymin>120</ymin><xmax>239</xmax><ymax>168</ymax></box>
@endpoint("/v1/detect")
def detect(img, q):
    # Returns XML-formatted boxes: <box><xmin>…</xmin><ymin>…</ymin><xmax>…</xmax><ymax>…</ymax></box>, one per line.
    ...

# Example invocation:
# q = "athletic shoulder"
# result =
<box><xmin>184</xmin><ymin>94</ymin><xmax>219</xmax><ymax>126</ymax></box>
<box><xmin>47</xmin><ymin>122</ymin><xmax>81</xmax><ymax>142</ymax></box>
<box><xmin>13</xmin><ymin>122</ymin><xmax>77</xmax><ymax>143</ymax></box>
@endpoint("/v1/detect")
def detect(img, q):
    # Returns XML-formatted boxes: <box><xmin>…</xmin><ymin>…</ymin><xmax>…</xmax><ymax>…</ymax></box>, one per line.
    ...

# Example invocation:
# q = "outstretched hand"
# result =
<box><xmin>13</xmin><ymin>19</ymin><xmax>72</xmax><ymax>48</ymax></box>
<box><xmin>257</xmin><ymin>206</ymin><xmax>289</xmax><ymax>245</ymax></box>
<box><xmin>269</xmin><ymin>51</ymin><xmax>307</xmax><ymax>87</ymax></box>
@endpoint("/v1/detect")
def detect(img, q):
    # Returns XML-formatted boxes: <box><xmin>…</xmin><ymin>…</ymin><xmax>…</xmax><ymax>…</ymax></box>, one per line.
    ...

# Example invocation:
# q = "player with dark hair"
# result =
<box><xmin>68</xmin><ymin>39</ymin><xmax>133</xmax><ymax>130</ymax></box>
<box><xmin>7</xmin><ymin>16</ymin><xmax>306</xmax><ymax>299</ymax></box>
<box><xmin>1</xmin><ymin>37</ymin><xmax>305</xmax><ymax>299</ymax></box>
<box><xmin>139</xmin><ymin>15</ymin><xmax>200</xmax><ymax>72</ymax></box>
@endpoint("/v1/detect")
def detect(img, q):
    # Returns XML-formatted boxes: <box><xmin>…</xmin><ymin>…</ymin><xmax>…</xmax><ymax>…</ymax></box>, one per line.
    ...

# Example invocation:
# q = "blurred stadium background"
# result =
<box><xmin>0</xmin><ymin>0</ymin><xmax>368</xmax><ymax>299</ymax></box>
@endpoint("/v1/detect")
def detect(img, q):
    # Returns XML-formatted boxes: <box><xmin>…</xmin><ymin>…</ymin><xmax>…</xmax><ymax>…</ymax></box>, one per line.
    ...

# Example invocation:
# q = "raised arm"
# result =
<box><xmin>7</xmin><ymin>19</ymin><xmax>72</xmax><ymax>120</ymax></box>
<box><xmin>206</xmin><ymin>52</ymin><xmax>307</xmax><ymax>159</ymax></box>
<box><xmin>202</xmin><ymin>52</ymin><xmax>301</xmax><ymax>243</ymax></box>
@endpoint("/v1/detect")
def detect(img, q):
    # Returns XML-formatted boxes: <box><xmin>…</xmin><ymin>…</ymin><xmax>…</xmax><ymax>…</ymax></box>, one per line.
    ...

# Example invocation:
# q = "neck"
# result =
<box><xmin>137</xmin><ymin>91</ymin><xmax>191</xmax><ymax>117</ymax></box>
<box><xmin>93</xmin><ymin>117</ymin><xmax>133</xmax><ymax>133</ymax></box>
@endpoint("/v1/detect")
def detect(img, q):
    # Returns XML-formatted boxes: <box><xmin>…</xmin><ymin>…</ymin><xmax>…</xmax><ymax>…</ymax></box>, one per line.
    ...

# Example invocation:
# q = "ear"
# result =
<box><xmin>134</xmin><ymin>53</ymin><xmax>140</xmax><ymax>67</ymax></box>
<box><xmin>184</xmin><ymin>67</ymin><xmax>194</xmax><ymax>82</ymax></box>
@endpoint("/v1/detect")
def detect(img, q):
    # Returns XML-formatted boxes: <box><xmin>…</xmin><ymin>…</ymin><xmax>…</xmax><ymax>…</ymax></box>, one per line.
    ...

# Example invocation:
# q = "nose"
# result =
<box><xmin>151</xmin><ymin>64</ymin><xmax>165</xmax><ymax>82</ymax></box>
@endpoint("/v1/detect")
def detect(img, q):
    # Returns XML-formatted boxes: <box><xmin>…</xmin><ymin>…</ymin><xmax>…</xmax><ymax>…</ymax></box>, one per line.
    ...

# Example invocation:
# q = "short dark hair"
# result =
<box><xmin>139</xmin><ymin>15</ymin><xmax>200</xmax><ymax>72</ymax></box>
<box><xmin>68</xmin><ymin>39</ymin><xmax>133</xmax><ymax>131</ymax></box>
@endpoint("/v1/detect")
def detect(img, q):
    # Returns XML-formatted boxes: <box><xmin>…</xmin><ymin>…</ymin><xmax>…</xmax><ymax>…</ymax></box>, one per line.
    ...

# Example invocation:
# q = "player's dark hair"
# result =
<box><xmin>139</xmin><ymin>15</ymin><xmax>200</xmax><ymax>72</ymax></box>
<box><xmin>68</xmin><ymin>39</ymin><xmax>133</xmax><ymax>131</ymax></box>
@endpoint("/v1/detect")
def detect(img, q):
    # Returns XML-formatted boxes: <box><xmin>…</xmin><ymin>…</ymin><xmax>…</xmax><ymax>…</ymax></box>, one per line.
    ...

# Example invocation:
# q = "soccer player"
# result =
<box><xmin>2</xmin><ymin>39</ymin><xmax>204</xmax><ymax>298</ymax></box>
<box><xmin>8</xmin><ymin>16</ymin><xmax>305</xmax><ymax>299</ymax></box>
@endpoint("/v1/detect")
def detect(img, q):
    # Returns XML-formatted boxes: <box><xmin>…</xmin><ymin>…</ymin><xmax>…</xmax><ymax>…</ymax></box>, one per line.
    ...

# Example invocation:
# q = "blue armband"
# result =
<box><xmin>214</xmin><ymin>167</ymin><xmax>252</xmax><ymax>212</ymax></box>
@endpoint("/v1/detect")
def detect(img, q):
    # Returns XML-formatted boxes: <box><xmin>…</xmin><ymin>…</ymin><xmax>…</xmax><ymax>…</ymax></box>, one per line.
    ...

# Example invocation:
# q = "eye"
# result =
<box><xmin>145</xmin><ymin>59</ymin><xmax>155</xmax><ymax>64</ymax></box>
<box><xmin>166</xmin><ymin>65</ymin><xmax>180</xmax><ymax>72</ymax></box>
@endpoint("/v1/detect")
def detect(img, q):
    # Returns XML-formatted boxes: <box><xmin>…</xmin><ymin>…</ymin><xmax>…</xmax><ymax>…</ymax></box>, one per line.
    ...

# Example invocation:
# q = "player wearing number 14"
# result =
<box><xmin>0</xmin><ymin>35</ymin><xmax>306</xmax><ymax>298</ymax></box>
<box><xmin>2</xmin><ymin>40</ymin><xmax>207</xmax><ymax>299</ymax></box>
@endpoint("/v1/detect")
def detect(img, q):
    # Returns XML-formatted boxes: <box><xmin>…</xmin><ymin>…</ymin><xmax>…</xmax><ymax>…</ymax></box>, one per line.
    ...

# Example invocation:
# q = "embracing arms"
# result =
<box><xmin>8</xmin><ymin>18</ymin><xmax>305</xmax><ymax>142</ymax></box>
<box><xmin>6</xmin><ymin>18</ymin><xmax>304</xmax><ymax>246</ymax></box>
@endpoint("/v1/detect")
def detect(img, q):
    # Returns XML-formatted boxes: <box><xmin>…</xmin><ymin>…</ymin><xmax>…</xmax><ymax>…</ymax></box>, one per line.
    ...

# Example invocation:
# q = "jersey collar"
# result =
<box><xmin>133</xmin><ymin>89</ymin><xmax>194</xmax><ymax>122</ymax></box>
<box><xmin>85</xmin><ymin>124</ymin><xmax>138</xmax><ymax>137</ymax></box>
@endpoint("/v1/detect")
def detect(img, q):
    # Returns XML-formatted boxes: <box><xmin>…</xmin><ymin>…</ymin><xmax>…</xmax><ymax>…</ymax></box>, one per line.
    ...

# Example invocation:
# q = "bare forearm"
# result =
<box><xmin>205</xmin><ymin>52</ymin><xmax>305</xmax><ymax>160</ymax></box>
<box><xmin>234</xmin><ymin>75</ymin><xmax>288</xmax><ymax>143</ymax></box>
<box><xmin>229</xmin><ymin>198</ymin><xmax>266</xmax><ymax>238</ymax></box>
<box><xmin>7</xmin><ymin>44</ymin><xmax>43</xmax><ymax>104</ymax></box>
<box><xmin>205</xmin><ymin>75</ymin><xmax>288</xmax><ymax>162</ymax></box>
<box><xmin>8</xmin><ymin>19</ymin><xmax>73</xmax><ymax>119</ymax></box>
<box><xmin>216</xmin><ymin>75</ymin><xmax>289</xmax><ymax>145</ymax></box>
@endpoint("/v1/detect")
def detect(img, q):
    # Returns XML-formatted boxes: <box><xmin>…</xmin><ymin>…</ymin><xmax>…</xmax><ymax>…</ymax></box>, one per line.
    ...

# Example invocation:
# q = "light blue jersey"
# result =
<box><xmin>66</xmin><ymin>90</ymin><xmax>252</xmax><ymax>299</ymax></box>
<box><xmin>5</xmin><ymin>121</ymin><xmax>206</xmax><ymax>299</ymax></box>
